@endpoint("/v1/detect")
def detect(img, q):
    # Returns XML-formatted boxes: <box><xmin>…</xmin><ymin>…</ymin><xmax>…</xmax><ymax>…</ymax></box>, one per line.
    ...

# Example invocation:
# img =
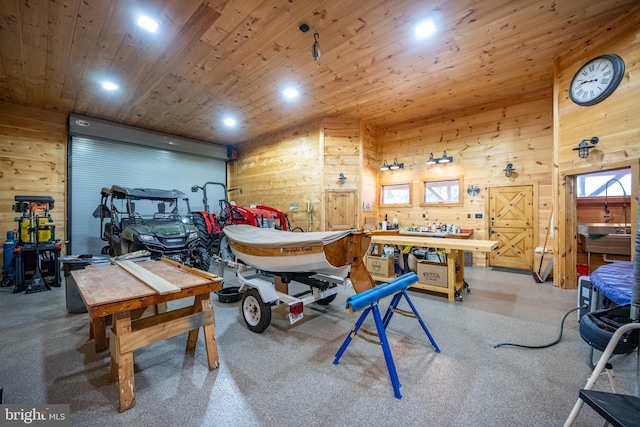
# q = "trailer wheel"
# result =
<box><xmin>242</xmin><ymin>288</ymin><xmax>271</xmax><ymax>333</ymax></box>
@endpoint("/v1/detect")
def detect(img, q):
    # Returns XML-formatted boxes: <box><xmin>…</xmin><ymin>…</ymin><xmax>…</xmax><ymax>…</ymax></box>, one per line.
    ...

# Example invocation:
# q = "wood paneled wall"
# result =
<box><xmin>229</xmin><ymin>117</ymin><xmax>369</xmax><ymax>232</ymax></box>
<box><xmin>554</xmin><ymin>7</ymin><xmax>640</xmax><ymax>288</ymax></box>
<box><xmin>227</xmin><ymin>120</ymin><xmax>322</xmax><ymax>231</ymax></box>
<box><xmin>376</xmin><ymin>94</ymin><xmax>554</xmax><ymax>266</ymax></box>
<box><xmin>230</xmin><ymin>94</ymin><xmax>555</xmax><ymax>269</ymax></box>
<box><xmin>0</xmin><ymin>102</ymin><xmax>67</xmax><ymax>259</ymax></box>
<box><xmin>361</xmin><ymin>121</ymin><xmax>378</xmax><ymax>223</ymax></box>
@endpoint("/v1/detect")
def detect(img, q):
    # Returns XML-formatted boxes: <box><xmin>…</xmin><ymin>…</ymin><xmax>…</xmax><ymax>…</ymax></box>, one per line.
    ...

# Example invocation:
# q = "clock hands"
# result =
<box><xmin>578</xmin><ymin>78</ymin><xmax>598</xmax><ymax>85</ymax></box>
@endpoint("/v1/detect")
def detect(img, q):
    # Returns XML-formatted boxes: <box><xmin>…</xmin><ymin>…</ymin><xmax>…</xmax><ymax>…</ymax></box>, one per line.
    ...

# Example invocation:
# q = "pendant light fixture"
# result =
<box><xmin>312</xmin><ymin>32</ymin><xmax>321</xmax><ymax>61</ymax></box>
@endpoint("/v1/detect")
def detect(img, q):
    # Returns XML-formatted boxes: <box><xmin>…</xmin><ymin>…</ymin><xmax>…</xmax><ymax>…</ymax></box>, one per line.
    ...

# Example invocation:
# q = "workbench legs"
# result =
<box><xmin>91</xmin><ymin>303</ymin><xmax>168</xmax><ymax>353</ymax></box>
<box><xmin>107</xmin><ymin>294</ymin><xmax>218</xmax><ymax>412</ymax></box>
<box><xmin>110</xmin><ymin>312</ymin><xmax>134</xmax><ymax>411</ymax></box>
<box><xmin>188</xmin><ymin>294</ymin><xmax>219</xmax><ymax>371</ymax></box>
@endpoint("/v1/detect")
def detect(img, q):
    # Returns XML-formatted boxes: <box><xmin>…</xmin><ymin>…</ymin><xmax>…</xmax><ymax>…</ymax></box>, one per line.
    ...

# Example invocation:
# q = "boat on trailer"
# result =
<box><xmin>222</xmin><ymin>225</ymin><xmax>375</xmax><ymax>332</ymax></box>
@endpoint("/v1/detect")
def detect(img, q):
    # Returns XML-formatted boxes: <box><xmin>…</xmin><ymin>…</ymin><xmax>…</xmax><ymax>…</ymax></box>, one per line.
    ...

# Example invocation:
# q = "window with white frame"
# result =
<box><xmin>422</xmin><ymin>178</ymin><xmax>461</xmax><ymax>205</ymax></box>
<box><xmin>576</xmin><ymin>168</ymin><xmax>631</xmax><ymax>198</ymax></box>
<box><xmin>381</xmin><ymin>183</ymin><xmax>411</xmax><ymax>205</ymax></box>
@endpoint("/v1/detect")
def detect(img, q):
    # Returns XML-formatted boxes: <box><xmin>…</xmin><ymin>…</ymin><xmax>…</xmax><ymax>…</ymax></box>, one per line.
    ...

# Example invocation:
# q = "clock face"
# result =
<box><xmin>569</xmin><ymin>54</ymin><xmax>625</xmax><ymax>106</ymax></box>
<box><xmin>467</xmin><ymin>185</ymin><xmax>480</xmax><ymax>196</ymax></box>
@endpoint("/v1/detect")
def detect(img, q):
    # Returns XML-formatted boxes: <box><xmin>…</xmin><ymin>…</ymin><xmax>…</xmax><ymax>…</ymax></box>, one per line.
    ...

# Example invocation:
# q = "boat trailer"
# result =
<box><xmin>236</xmin><ymin>264</ymin><xmax>353</xmax><ymax>333</ymax></box>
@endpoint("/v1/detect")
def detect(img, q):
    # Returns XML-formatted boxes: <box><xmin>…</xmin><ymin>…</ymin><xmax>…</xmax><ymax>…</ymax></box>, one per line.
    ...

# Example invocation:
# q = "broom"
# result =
<box><xmin>533</xmin><ymin>208</ymin><xmax>553</xmax><ymax>283</ymax></box>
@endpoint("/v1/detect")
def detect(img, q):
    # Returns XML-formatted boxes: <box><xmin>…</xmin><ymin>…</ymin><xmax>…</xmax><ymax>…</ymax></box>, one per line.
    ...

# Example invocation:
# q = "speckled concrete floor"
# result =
<box><xmin>0</xmin><ymin>265</ymin><xmax>637</xmax><ymax>426</ymax></box>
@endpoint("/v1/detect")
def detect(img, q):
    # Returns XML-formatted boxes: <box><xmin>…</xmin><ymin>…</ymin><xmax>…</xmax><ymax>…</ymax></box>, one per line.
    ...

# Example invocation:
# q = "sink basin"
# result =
<box><xmin>577</xmin><ymin>223</ymin><xmax>631</xmax><ymax>235</ymax></box>
<box><xmin>584</xmin><ymin>233</ymin><xmax>631</xmax><ymax>255</ymax></box>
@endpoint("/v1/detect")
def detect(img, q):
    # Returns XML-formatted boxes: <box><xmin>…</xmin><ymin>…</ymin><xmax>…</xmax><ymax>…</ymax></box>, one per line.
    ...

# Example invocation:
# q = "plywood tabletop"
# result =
<box><xmin>71</xmin><ymin>260</ymin><xmax>217</xmax><ymax>308</ymax></box>
<box><xmin>370</xmin><ymin>235</ymin><xmax>498</xmax><ymax>252</ymax></box>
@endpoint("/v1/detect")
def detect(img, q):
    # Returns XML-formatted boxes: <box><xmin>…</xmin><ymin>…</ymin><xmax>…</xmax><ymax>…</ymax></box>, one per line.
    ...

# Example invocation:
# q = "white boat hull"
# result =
<box><xmin>223</xmin><ymin>224</ymin><xmax>354</xmax><ymax>277</ymax></box>
<box><xmin>229</xmin><ymin>248</ymin><xmax>351</xmax><ymax>277</ymax></box>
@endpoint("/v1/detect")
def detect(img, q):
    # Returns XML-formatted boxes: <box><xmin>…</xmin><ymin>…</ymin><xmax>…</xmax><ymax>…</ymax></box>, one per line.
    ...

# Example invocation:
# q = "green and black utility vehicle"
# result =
<box><xmin>95</xmin><ymin>185</ymin><xmax>210</xmax><ymax>271</ymax></box>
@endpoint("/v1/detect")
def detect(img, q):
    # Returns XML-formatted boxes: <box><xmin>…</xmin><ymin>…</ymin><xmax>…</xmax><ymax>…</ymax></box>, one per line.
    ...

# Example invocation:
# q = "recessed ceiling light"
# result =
<box><xmin>137</xmin><ymin>15</ymin><xmax>158</xmax><ymax>32</ymax></box>
<box><xmin>414</xmin><ymin>19</ymin><xmax>437</xmax><ymax>39</ymax></box>
<box><xmin>283</xmin><ymin>88</ymin><xmax>299</xmax><ymax>100</ymax></box>
<box><xmin>102</xmin><ymin>81</ymin><xmax>119</xmax><ymax>91</ymax></box>
<box><xmin>223</xmin><ymin>118</ymin><xmax>237</xmax><ymax>127</ymax></box>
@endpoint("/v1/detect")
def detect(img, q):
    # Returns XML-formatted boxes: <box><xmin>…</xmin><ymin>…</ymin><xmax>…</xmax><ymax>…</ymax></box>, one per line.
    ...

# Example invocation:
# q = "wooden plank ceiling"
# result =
<box><xmin>0</xmin><ymin>0</ymin><xmax>636</xmax><ymax>145</ymax></box>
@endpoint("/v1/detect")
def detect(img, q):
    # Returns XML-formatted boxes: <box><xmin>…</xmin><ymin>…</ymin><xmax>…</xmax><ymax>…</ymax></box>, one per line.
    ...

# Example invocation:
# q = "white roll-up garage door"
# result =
<box><xmin>68</xmin><ymin>114</ymin><xmax>228</xmax><ymax>255</ymax></box>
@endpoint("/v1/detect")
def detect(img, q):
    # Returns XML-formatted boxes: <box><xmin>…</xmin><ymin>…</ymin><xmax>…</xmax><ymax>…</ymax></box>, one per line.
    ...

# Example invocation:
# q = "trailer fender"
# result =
<box><xmin>238</xmin><ymin>276</ymin><xmax>279</xmax><ymax>303</ymax></box>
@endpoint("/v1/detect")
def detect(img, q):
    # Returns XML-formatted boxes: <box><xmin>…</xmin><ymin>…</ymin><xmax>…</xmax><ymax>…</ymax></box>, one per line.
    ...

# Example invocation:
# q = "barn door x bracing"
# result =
<box><xmin>489</xmin><ymin>185</ymin><xmax>534</xmax><ymax>270</ymax></box>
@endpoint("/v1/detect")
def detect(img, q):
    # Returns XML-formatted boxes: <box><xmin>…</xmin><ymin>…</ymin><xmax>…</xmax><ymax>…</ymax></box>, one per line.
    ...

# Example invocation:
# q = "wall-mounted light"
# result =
<box><xmin>380</xmin><ymin>159</ymin><xmax>404</xmax><ymax>171</ymax></box>
<box><xmin>338</xmin><ymin>173</ymin><xmax>346</xmax><ymax>184</ymax></box>
<box><xmin>425</xmin><ymin>151</ymin><xmax>453</xmax><ymax>165</ymax></box>
<box><xmin>438</xmin><ymin>150</ymin><xmax>452</xmax><ymax>163</ymax></box>
<box><xmin>381</xmin><ymin>159</ymin><xmax>403</xmax><ymax>171</ymax></box>
<box><xmin>572</xmin><ymin>136</ymin><xmax>599</xmax><ymax>159</ymax></box>
<box><xmin>389</xmin><ymin>159</ymin><xmax>404</xmax><ymax>170</ymax></box>
<box><xmin>503</xmin><ymin>163</ymin><xmax>515</xmax><ymax>177</ymax></box>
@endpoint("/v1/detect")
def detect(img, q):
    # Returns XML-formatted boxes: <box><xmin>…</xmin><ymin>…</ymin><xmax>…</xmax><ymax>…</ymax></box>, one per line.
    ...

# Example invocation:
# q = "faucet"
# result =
<box><xmin>603</xmin><ymin>178</ymin><xmax>627</xmax><ymax>223</ymax></box>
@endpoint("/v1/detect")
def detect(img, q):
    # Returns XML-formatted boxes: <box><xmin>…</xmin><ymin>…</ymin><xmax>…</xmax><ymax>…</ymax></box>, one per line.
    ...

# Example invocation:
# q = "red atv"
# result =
<box><xmin>190</xmin><ymin>182</ymin><xmax>299</xmax><ymax>260</ymax></box>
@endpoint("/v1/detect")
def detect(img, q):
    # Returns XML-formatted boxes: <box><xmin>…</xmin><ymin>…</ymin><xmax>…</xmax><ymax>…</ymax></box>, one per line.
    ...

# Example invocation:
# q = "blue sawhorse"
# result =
<box><xmin>333</xmin><ymin>272</ymin><xmax>440</xmax><ymax>399</ymax></box>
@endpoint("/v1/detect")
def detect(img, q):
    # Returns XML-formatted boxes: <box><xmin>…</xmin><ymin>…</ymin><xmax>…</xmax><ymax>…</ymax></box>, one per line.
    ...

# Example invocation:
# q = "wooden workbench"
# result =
<box><xmin>71</xmin><ymin>259</ymin><xmax>223</xmax><ymax>412</ymax></box>
<box><xmin>370</xmin><ymin>233</ymin><xmax>497</xmax><ymax>302</ymax></box>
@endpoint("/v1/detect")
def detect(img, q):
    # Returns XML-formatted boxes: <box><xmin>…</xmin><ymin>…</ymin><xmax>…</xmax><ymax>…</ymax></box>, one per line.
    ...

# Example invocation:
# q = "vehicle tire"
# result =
<box><xmin>242</xmin><ymin>288</ymin><xmax>271</xmax><ymax>333</ymax></box>
<box><xmin>120</xmin><ymin>240</ymin><xmax>132</xmax><ymax>256</ymax></box>
<box><xmin>194</xmin><ymin>246</ymin><xmax>211</xmax><ymax>272</ymax></box>
<box><xmin>192</xmin><ymin>213</ymin><xmax>213</xmax><ymax>254</ymax></box>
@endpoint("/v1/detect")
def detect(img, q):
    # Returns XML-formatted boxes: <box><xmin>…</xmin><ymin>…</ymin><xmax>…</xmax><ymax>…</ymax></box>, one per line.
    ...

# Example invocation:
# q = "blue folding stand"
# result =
<box><xmin>333</xmin><ymin>272</ymin><xmax>440</xmax><ymax>399</ymax></box>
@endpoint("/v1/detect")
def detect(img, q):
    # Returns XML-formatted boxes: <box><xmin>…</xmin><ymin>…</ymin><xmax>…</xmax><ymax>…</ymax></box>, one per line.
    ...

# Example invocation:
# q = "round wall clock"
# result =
<box><xmin>467</xmin><ymin>185</ymin><xmax>480</xmax><ymax>196</ymax></box>
<box><xmin>569</xmin><ymin>54</ymin><xmax>625</xmax><ymax>106</ymax></box>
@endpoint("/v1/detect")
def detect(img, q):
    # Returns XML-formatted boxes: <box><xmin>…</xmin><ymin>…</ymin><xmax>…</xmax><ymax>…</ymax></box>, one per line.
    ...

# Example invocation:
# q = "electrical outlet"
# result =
<box><xmin>475</xmin><ymin>213</ymin><xmax>483</xmax><ymax>219</ymax></box>
<box><xmin>467</xmin><ymin>214</ymin><xmax>471</xmax><ymax>219</ymax></box>
<box><xmin>422</xmin><ymin>213</ymin><xmax>426</xmax><ymax>218</ymax></box>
